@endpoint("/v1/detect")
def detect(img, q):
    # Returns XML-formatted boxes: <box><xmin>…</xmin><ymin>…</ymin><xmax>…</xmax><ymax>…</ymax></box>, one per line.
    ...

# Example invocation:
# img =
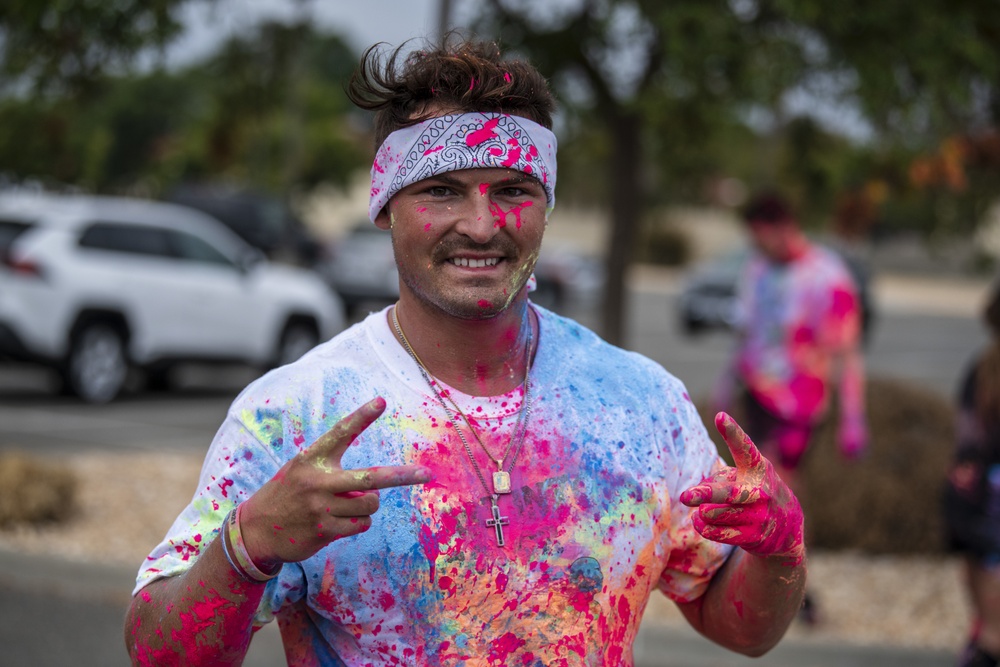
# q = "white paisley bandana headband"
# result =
<box><xmin>368</xmin><ymin>112</ymin><xmax>558</xmax><ymax>223</ymax></box>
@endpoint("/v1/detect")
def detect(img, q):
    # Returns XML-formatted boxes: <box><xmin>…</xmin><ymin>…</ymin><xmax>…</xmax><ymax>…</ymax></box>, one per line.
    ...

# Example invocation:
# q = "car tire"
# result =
<box><xmin>66</xmin><ymin>323</ymin><xmax>128</xmax><ymax>403</ymax></box>
<box><xmin>274</xmin><ymin>320</ymin><xmax>319</xmax><ymax>368</ymax></box>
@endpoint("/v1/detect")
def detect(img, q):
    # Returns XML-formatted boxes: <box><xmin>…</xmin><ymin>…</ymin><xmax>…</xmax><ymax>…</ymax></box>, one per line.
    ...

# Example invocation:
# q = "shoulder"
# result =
<box><xmin>534</xmin><ymin>305</ymin><xmax>687</xmax><ymax>395</ymax></box>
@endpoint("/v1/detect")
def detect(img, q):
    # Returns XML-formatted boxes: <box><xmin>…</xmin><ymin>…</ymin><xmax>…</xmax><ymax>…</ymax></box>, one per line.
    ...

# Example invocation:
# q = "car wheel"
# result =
<box><xmin>66</xmin><ymin>323</ymin><xmax>128</xmax><ymax>403</ymax></box>
<box><xmin>275</xmin><ymin>321</ymin><xmax>319</xmax><ymax>368</ymax></box>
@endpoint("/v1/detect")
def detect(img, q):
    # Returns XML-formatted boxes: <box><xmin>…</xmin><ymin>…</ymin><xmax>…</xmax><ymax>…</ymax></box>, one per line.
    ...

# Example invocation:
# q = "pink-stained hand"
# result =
<box><xmin>679</xmin><ymin>412</ymin><xmax>805</xmax><ymax>565</ymax></box>
<box><xmin>837</xmin><ymin>419</ymin><xmax>868</xmax><ymax>462</ymax></box>
<box><xmin>238</xmin><ymin>397</ymin><xmax>433</xmax><ymax>569</ymax></box>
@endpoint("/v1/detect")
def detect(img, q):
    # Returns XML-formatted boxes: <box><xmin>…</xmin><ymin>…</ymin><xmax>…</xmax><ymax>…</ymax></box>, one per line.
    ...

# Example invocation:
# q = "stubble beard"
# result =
<box><xmin>395</xmin><ymin>237</ymin><xmax>538</xmax><ymax>320</ymax></box>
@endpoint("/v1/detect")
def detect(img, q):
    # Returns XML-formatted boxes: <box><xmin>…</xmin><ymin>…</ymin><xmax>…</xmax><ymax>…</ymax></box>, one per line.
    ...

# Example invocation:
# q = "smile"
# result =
<box><xmin>449</xmin><ymin>257</ymin><xmax>500</xmax><ymax>268</ymax></box>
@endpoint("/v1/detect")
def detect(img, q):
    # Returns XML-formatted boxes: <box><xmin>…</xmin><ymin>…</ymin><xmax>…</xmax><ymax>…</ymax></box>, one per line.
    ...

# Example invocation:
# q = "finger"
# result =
<box><xmin>336</xmin><ymin>464</ymin><xmax>433</xmax><ymax>493</ymax></box>
<box><xmin>715</xmin><ymin>412</ymin><xmax>763</xmax><ymax>472</ymax></box>
<box><xmin>304</xmin><ymin>397</ymin><xmax>387</xmax><ymax>467</ymax></box>
<box><xmin>698</xmin><ymin>503</ymin><xmax>749</xmax><ymax>525</ymax></box>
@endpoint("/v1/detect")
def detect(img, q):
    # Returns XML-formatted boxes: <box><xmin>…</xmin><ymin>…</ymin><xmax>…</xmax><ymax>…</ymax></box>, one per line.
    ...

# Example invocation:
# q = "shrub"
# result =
<box><xmin>695</xmin><ymin>376</ymin><xmax>955</xmax><ymax>555</ymax></box>
<box><xmin>0</xmin><ymin>452</ymin><xmax>78</xmax><ymax>528</ymax></box>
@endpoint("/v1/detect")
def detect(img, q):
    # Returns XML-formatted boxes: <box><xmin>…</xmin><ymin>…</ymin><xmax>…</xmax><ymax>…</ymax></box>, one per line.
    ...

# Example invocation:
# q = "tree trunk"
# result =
<box><xmin>600</xmin><ymin>109</ymin><xmax>644</xmax><ymax>347</ymax></box>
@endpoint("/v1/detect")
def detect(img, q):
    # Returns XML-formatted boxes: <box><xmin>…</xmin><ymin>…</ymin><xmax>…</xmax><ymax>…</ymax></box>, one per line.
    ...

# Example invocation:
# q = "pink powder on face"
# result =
<box><xmin>478</xmin><ymin>299</ymin><xmax>493</xmax><ymax>309</ymax></box>
<box><xmin>479</xmin><ymin>183</ymin><xmax>489</xmax><ymax>196</ymax></box>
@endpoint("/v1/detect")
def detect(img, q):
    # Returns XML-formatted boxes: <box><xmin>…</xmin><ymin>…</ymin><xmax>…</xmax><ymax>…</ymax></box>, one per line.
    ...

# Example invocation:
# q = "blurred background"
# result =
<box><xmin>1</xmin><ymin>0</ymin><xmax>998</xmax><ymax>665</ymax></box>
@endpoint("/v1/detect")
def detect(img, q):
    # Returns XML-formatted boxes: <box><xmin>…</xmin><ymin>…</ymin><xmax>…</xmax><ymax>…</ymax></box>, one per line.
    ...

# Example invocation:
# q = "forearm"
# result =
<box><xmin>838</xmin><ymin>348</ymin><xmax>865</xmax><ymax>426</ymax></box>
<box><xmin>124</xmin><ymin>536</ymin><xmax>269</xmax><ymax>667</ymax></box>
<box><xmin>682</xmin><ymin>548</ymin><xmax>806</xmax><ymax>656</ymax></box>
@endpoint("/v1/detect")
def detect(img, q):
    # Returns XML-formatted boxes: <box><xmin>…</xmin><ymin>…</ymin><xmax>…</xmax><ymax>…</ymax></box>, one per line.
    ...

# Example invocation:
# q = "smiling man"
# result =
<box><xmin>124</xmin><ymin>38</ymin><xmax>807</xmax><ymax>666</ymax></box>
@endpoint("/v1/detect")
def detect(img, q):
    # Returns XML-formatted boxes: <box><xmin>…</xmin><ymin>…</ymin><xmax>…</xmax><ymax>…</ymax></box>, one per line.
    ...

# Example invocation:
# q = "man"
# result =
<box><xmin>125</xmin><ymin>40</ymin><xmax>806</xmax><ymax>666</ymax></box>
<box><xmin>714</xmin><ymin>192</ymin><xmax>868</xmax><ymax>495</ymax></box>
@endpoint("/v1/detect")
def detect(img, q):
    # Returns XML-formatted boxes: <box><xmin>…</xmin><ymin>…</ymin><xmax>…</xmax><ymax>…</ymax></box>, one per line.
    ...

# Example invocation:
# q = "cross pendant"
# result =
<box><xmin>485</xmin><ymin>496</ymin><xmax>509</xmax><ymax>547</ymax></box>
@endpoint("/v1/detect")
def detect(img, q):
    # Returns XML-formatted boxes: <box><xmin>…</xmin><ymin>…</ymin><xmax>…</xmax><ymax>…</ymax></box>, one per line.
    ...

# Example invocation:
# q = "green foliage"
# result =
<box><xmin>0</xmin><ymin>18</ymin><xmax>367</xmax><ymax>197</ymax></box>
<box><xmin>0</xmin><ymin>0</ymin><xmax>193</xmax><ymax>97</ymax></box>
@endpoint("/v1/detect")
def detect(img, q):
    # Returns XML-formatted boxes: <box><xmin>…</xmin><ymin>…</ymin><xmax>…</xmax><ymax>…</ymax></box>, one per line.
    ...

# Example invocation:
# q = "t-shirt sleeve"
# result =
<box><xmin>132</xmin><ymin>410</ymin><xmax>287</xmax><ymax>622</ymax></box>
<box><xmin>655</xmin><ymin>382</ymin><xmax>735</xmax><ymax>603</ymax></box>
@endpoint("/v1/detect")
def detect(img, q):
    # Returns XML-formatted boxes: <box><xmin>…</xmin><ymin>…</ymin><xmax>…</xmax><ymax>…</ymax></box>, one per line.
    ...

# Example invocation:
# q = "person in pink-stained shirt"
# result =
<box><xmin>714</xmin><ymin>192</ymin><xmax>867</xmax><ymax>623</ymax></box>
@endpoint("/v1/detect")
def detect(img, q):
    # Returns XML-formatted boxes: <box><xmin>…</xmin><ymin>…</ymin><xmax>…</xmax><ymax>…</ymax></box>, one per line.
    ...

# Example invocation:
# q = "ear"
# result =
<box><xmin>373</xmin><ymin>206</ymin><xmax>392</xmax><ymax>231</ymax></box>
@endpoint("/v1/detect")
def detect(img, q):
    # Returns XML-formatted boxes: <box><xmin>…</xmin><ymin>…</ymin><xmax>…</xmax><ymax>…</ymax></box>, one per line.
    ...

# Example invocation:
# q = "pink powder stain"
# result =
<box><xmin>503</xmin><ymin>72</ymin><xmax>512</xmax><ymax>83</ymax></box>
<box><xmin>373</xmin><ymin>159</ymin><xmax>385</xmax><ymax>174</ymax></box>
<box><xmin>466</xmin><ymin>118</ymin><xmax>500</xmax><ymax>147</ymax></box>
<box><xmin>141</xmin><ymin>591</ymin><xmax>152</xmax><ymax>603</ymax></box>
<box><xmin>501</xmin><ymin>142</ymin><xmax>522</xmax><ymax>168</ymax></box>
<box><xmin>217</xmin><ymin>477</ymin><xmax>234</xmax><ymax>498</ymax></box>
<box><xmin>478</xmin><ymin>299</ymin><xmax>493</xmax><ymax>309</ymax></box>
<box><xmin>495</xmin><ymin>570</ymin><xmax>509</xmax><ymax>594</ymax></box>
<box><xmin>423</xmin><ymin>145</ymin><xmax>444</xmax><ymax>156</ymax></box>
<box><xmin>423</xmin><ymin>222</ymin><xmax>432</xmax><ymax>232</ymax></box>
<box><xmin>831</xmin><ymin>286</ymin><xmax>857</xmax><ymax>318</ymax></box>
<box><xmin>377</xmin><ymin>591</ymin><xmax>396</xmax><ymax>611</ymax></box>
<box><xmin>479</xmin><ymin>182</ymin><xmax>489</xmax><ymax>196</ymax></box>
<box><xmin>488</xmin><ymin>631</ymin><xmax>526</xmax><ymax>666</ymax></box>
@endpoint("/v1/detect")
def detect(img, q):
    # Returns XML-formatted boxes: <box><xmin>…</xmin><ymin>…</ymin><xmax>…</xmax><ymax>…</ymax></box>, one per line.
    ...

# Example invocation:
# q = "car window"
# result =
<box><xmin>167</xmin><ymin>229</ymin><xmax>236</xmax><ymax>268</ymax></box>
<box><xmin>0</xmin><ymin>219</ymin><xmax>33</xmax><ymax>255</ymax></box>
<box><xmin>78</xmin><ymin>222</ymin><xmax>172</xmax><ymax>258</ymax></box>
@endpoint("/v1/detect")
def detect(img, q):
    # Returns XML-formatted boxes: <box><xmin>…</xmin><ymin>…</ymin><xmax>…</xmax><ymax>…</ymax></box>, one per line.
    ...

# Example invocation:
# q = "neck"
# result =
<box><xmin>391</xmin><ymin>296</ymin><xmax>535</xmax><ymax>397</ymax></box>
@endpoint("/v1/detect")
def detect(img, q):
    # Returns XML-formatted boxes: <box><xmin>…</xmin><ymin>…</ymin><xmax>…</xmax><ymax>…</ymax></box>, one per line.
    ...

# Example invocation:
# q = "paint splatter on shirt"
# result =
<box><xmin>136</xmin><ymin>306</ymin><xmax>733</xmax><ymax>666</ymax></box>
<box><xmin>734</xmin><ymin>244</ymin><xmax>864</xmax><ymax>426</ymax></box>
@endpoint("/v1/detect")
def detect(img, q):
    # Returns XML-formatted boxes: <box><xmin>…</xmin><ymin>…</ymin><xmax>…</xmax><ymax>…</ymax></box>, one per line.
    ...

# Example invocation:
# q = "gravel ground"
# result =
<box><xmin>0</xmin><ymin>451</ymin><xmax>972</xmax><ymax>652</ymax></box>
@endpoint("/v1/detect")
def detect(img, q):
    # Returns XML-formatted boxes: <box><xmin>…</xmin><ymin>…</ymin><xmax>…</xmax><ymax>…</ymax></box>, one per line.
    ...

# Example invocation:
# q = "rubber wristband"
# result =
<box><xmin>219</xmin><ymin>509</ymin><xmax>253</xmax><ymax>582</ymax></box>
<box><xmin>228</xmin><ymin>503</ymin><xmax>282</xmax><ymax>582</ymax></box>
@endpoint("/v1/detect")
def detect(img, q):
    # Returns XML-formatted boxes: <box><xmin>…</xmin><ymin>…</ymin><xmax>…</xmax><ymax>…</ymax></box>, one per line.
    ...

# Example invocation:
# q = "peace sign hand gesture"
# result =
<box><xmin>237</xmin><ymin>397</ymin><xmax>432</xmax><ymax>569</ymax></box>
<box><xmin>679</xmin><ymin>412</ymin><xmax>805</xmax><ymax>566</ymax></box>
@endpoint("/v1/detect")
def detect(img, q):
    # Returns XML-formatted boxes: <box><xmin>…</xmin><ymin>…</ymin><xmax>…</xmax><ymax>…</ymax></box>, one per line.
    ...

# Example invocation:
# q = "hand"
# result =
<box><xmin>238</xmin><ymin>397</ymin><xmax>432</xmax><ymax>568</ymax></box>
<box><xmin>680</xmin><ymin>412</ymin><xmax>805</xmax><ymax>565</ymax></box>
<box><xmin>837</xmin><ymin>420</ymin><xmax>868</xmax><ymax>462</ymax></box>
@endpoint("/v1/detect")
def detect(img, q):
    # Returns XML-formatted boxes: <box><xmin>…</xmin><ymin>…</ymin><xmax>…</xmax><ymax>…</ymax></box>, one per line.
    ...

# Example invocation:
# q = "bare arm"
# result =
<box><xmin>676</xmin><ymin>413</ymin><xmax>807</xmax><ymax>656</ymax></box>
<box><xmin>124</xmin><ymin>397</ymin><xmax>432</xmax><ymax>666</ymax></box>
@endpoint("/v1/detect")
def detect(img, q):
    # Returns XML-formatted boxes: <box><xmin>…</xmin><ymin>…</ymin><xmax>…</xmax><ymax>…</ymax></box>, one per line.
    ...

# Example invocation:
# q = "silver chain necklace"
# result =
<box><xmin>391</xmin><ymin>304</ymin><xmax>533</xmax><ymax>546</ymax></box>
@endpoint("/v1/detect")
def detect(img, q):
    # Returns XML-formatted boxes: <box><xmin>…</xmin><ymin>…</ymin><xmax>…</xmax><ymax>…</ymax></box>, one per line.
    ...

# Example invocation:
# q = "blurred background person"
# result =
<box><xmin>944</xmin><ymin>281</ymin><xmax>1000</xmax><ymax>667</ymax></box>
<box><xmin>712</xmin><ymin>191</ymin><xmax>869</xmax><ymax>623</ymax></box>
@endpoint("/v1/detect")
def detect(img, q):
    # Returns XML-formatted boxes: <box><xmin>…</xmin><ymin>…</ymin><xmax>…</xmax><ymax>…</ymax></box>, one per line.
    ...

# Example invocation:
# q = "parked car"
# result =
<box><xmin>165</xmin><ymin>183</ymin><xmax>323</xmax><ymax>267</ymax></box>
<box><xmin>677</xmin><ymin>244</ymin><xmax>875</xmax><ymax>343</ymax></box>
<box><xmin>0</xmin><ymin>192</ymin><xmax>345</xmax><ymax>402</ymax></box>
<box><xmin>318</xmin><ymin>223</ymin><xmax>400</xmax><ymax>317</ymax></box>
<box><xmin>317</xmin><ymin>221</ymin><xmax>604</xmax><ymax>316</ymax></box>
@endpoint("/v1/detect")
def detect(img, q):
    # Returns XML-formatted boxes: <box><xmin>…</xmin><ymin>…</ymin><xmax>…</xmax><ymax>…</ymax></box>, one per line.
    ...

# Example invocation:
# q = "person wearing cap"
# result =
<box><xmin>124</xmin><ymin>38</ymin><xmax>807</xmax><ymax>666</ymax></box>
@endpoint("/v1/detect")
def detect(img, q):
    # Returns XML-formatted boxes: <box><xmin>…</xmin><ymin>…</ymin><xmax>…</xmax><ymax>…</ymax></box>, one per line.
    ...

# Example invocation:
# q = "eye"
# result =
<box><xmin>421</xmin><ymin>185</ymin><xmax>453</xmax><ymax>198</ymax></box>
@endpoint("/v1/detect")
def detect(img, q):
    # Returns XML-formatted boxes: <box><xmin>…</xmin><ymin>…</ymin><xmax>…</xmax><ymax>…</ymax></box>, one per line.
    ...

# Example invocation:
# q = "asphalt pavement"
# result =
<box><xmin>0</xmin><ymin>544</ymin><xmax>959</xmax><ymax>667</ymax></box>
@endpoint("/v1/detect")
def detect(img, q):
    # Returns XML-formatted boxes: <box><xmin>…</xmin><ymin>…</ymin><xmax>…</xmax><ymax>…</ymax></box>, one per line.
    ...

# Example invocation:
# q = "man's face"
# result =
<box><xmin>376</xmin><ymin>167</ymin><xmax>547</xmax><ymax>319</ymax></box>
<box><xmin>748</xmin><ymin>219</ymin><xmax>795</xmax><ymax>262</ymax></box>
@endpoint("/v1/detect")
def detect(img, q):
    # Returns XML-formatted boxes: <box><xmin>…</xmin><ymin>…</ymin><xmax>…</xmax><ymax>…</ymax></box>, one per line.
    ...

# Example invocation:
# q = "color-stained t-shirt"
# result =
<box><xmin>135</xmin><ymin>305</ymin><xmax>733</xmax><ymax>666</ymax></box>
<box><xmin>734</xmin><ymin>244</ymin><xmax>862</xmax><ymax>424</ymax></box>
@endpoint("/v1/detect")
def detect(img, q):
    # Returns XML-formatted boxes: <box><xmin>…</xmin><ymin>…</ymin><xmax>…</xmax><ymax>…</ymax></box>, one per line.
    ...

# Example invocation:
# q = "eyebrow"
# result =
<box><xmin>425</xmin><ymin>172</ymin><xmax>543</xmax><ymax>188</ymax></box>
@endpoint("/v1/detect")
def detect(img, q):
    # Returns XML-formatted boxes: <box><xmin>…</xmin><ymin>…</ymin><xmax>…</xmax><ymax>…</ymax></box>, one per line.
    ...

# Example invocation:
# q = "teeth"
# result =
<box><xmin>451</xmin><ymin>257</ymin><xmax>499</xmax><ymax>268</ymax></box>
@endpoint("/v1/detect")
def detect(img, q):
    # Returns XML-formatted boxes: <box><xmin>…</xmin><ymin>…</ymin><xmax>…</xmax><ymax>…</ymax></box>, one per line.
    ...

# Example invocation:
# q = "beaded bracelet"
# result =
<box><xmin>221</xmin><ymin>505</ymin><xmax>282</xmax><ymax>583</ymax></box>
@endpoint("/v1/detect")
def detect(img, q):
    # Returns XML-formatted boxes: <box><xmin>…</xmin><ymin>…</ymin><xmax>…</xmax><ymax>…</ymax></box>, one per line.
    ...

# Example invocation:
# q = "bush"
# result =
<box><xmin>696</xmin><ymin>376</ymin><xmax>955</xmax><ymax>555</ymax></box>
<box><xmin>0</xmin><ymin>452</ymin><xmax>77</xmax><ymax>528</ymax></box>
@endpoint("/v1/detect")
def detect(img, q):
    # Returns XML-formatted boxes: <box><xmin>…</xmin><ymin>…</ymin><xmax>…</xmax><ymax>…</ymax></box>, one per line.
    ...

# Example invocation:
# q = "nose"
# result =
<box><xmin>452</xmin><ymin>192</ymin><xmax>502</xmax><ymax>244</ymax></box>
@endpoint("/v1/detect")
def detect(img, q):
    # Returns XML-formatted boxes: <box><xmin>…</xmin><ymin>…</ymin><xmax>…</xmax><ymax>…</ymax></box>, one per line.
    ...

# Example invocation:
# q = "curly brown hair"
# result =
<box><xmin>346</xmin><ymin>36</ymin><xmax>556</xmax><ymax>150</ymax></box>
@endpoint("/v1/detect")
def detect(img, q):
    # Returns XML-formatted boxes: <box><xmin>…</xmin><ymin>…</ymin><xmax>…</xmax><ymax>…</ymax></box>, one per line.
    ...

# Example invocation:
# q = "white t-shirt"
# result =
<box><xmin>136</xmin><ymin>305</ymin><xmax>732</xmax><ymax>666</ymax></box>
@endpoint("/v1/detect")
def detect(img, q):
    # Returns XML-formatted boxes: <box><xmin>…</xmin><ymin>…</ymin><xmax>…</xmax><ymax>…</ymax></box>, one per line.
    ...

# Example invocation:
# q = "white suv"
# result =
<box><xmin>0</xmin><ymin>191</ymin><xmax>345</xmax><ymax>402</ymax></box>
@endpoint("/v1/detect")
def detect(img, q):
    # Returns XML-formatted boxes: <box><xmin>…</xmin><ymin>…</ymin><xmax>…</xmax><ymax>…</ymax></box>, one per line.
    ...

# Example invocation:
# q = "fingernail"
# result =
<box><xmin>415</xmin><ymin>467</ymin><xmax>433</xmax><ymax>484</ymax></box>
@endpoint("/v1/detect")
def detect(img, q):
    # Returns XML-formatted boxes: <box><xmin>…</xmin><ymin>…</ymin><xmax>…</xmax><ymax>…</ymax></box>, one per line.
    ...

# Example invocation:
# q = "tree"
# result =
<box><xmin>0</xmin><ymin>0</ymin><xmax>198</xmax><ymax>97</ymax></box>
<box><xmin>473</xmin><ymin>0</ymin><xmax>802</xmax><ymax>345</ymax></box>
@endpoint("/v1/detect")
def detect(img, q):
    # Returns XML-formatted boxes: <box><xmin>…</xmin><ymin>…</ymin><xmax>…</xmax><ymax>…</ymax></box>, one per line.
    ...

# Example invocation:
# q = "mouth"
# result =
<box><xmin>447</xmin><ymin>256</ymin><xmax>501</xmax><ymax>268</ymax></box>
